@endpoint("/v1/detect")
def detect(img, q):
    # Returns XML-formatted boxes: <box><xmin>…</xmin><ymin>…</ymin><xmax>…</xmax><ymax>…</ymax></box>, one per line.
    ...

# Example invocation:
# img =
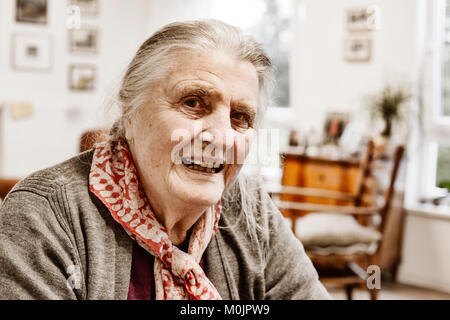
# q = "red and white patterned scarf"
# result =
<box><xmin>89</xmin><ymin>140</ymin><xmax>222</xmax><ymax>300</ymax></box>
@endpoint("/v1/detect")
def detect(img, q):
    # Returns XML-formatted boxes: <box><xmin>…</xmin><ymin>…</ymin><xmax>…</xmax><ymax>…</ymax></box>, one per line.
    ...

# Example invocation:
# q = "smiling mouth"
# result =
<box><xmin>181</xmin><ymin>157</ymin><xmax>224</xmax><ymax>174</ymax></box>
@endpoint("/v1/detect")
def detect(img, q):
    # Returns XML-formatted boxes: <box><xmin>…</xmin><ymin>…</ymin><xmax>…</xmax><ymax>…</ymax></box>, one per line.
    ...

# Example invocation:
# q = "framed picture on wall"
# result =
<box><xmin>11</xmin><ymin>33</ymin><xmax>52</xmax><ymax>72</ymax></box>
<box><xmin>69</xmin><ymin>0</ymin><xmax>99</xmax><ymax>16</ymax></box>
<box><xmin>15</xmin><ymin>0</ymin><xmax>47</xmax><ymax>24</ymax></box>
<box><xmin>69</xmin><ymin>27</ymin><xmax>98</xmax><ymax>54</ymax></box>
<box><xmin>344</xmin><ymin>37</ymin><xmax>372</xmax><ymax>62</ymax></box>
<box><xmin>346</xmin><ymin>5</ymin><xmax>380</xmax><ymax>31</ymax></box>
<box><xmin>69</xmin><ymin>64</ymin><xmax>96</xmax><ymax>92</ymax></box>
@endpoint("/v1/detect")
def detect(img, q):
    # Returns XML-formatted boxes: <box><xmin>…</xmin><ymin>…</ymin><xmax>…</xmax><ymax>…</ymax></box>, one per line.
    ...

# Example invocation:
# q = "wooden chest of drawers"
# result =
<box><xmin>280</xmin><ymin>153</ymin><xmax>360</xmax><ymax>207</ymax></box>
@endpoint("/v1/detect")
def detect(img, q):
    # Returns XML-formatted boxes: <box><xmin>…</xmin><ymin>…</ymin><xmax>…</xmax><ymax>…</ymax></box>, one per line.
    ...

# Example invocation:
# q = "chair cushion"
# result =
<box><xmin>305</xmin><ymin>242</ymin><xmax>379</xmax><ymax>255</ymax></box>
<box><xmin>294</xmin><ymin>213</ymin><xmax>382</xmax><ymax>249</ymax></box>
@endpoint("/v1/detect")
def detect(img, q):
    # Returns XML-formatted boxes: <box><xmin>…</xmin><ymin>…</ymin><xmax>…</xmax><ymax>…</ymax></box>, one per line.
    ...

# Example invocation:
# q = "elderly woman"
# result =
<box><xmin>0</xmin><ymin>20</ymin><xmax>330</xmax><ymax>300</ymax></box>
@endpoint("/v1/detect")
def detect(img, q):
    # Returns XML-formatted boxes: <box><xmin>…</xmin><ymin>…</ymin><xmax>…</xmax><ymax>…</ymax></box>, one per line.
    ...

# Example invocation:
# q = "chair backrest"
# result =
<box><xmin>352</xmin><ymin>140</ymin><xmax>405</xmax><ymax>231</ymax></box>
<box><xmin>0</xmin><ymin>178</ymin><xmax>20</xmax><ymax>200</ymax></box>
<box><xmin>352</xmin><ymin>139</ymin><xmax>375</xmax><ymax>207</ymax></box>
<box><xmin>354</xmin><ymin>141</ymin><xmax>403</xmax><ymax>232</ymax></box>
<box><xmin>79</xmin><ymin>129</ymin><xmax>108</xmax><ymax>153</ymax></box>
<box><xmin>376</xmin><ymin>143</ymin><xmax>405</xmax><ymax>233</ymax></box>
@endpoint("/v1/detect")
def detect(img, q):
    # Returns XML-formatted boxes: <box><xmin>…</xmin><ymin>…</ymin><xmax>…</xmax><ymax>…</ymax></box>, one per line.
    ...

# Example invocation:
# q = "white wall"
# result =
<box><xmin>145</xmin><ymin>0</ymin><xmax>212</xmax><ymax>36</ymax></box>
<box><xmin>0</xmin><ymin>0</ymin><xmax>149</xmax><ymax>177</ymax></box>
<box><xmin>398</xmin><ymin>211</ymin><xmax>450</xmax><ymax>294</ymax></box>
<box><xmin>291</xmin><ymin>0</ymin><xmax>421</xmax><ymax>134</ymax></box>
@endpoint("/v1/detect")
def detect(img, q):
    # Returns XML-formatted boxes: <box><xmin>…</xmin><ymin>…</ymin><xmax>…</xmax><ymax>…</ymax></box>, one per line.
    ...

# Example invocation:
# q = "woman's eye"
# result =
<box><xmin>231</xmin><ymin>112</ymin><xmax>251</xmax><ymax>130</ymax></box>
<box><xmin>179</xmin><ymin>96</ymin><xmax>209</xmax><ymax>117</ymax></box>
<box><xmin>183</xmin><ymin>98</ymin><xmax>201</xmax><ymax>109</ymax></box>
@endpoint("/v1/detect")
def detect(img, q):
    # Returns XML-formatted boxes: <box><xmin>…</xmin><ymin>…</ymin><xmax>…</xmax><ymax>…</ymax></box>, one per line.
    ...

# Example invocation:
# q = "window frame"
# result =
<box><xmin>433</xmin><ymin>0</ymin><xmax>450</xmax><ymax>124</ymax></box>
<box><xmin>417</xmin><ymin>0</ymin><xmax>450</xmax><ymax>202</ymax></box>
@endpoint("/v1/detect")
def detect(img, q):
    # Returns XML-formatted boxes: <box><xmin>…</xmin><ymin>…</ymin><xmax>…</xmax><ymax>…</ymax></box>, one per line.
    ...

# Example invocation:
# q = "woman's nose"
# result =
<box><xmin>199</xmin><ymin>109</ymin><xmax>235</xmax><ymax>160</ymax></box>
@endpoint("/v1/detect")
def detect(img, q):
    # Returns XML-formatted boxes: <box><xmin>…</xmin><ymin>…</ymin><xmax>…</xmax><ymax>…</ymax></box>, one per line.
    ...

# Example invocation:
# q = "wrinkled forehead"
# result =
<box><xmin>158</xmin><ymin>49</ymin><xmax>260</xmax><ymax>106</ymax></box>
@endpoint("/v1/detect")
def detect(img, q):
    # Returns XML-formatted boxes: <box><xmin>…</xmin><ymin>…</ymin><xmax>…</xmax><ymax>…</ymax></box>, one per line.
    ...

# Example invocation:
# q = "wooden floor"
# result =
<box><xmin>326</xmin><ymin>282</ymin><xmax>450</xmax><ymax>300</ymax></box>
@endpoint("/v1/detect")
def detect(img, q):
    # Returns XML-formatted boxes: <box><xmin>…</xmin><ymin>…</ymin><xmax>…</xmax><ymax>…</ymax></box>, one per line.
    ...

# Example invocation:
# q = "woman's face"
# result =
<box><xmin>125</xmin><ymin>49</ymin><xmax>259</xmax><ymax>209</ymax></box>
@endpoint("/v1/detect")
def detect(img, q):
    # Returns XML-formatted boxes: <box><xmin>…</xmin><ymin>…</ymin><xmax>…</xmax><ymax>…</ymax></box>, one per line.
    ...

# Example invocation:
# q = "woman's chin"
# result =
<box><xmin>169</xmin><ymin>165</ymin><xmax>225</xmax><ymax>205</ymax></box>
<box><xmin>173</xmin><ymin>183</ymin><xmax>224</xmax><ymax>207</ymax></box>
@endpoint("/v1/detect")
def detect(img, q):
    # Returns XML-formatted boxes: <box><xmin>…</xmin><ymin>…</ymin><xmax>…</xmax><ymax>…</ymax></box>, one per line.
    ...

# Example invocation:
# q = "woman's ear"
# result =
<box><xmin>124</xmin><ymin>116</ymin><xmax>134</xmax><ymax>144</ymax></box>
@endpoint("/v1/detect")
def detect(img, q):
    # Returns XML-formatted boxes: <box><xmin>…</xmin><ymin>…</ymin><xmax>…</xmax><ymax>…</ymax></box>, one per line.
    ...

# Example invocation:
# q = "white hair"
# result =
<box><xmin>110</xmin><ymin>19</ymin><xmax>274</xmax><ymax>139</ymax></box>
<box><xmin>108</xmin><ymin>19</ymin><xmax>275</xmax><ymax>245</ymax></box>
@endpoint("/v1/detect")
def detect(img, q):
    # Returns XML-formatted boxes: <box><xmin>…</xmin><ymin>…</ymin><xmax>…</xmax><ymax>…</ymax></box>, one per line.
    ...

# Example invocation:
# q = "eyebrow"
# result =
<box><xmin>175</xmin><ymin>82</ymin><xmax>258</xmax><ymax>116</ymax></box>
<box><xmin>232</xmin><ymin>103</ymin><xmax>257</xmax><ymax>120</ymax></box>
<box><xmin>177</xmin><ymin>84</ymin><xmax>223</xmax><ymax>100</ymax></box>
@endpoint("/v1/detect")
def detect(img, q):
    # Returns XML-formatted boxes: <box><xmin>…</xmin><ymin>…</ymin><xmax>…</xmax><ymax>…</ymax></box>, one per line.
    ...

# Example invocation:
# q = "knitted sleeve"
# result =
<box><xmin>0</xmin><ymin>190</ymin><xmax>81</xmax><ymax>299</ymax></box>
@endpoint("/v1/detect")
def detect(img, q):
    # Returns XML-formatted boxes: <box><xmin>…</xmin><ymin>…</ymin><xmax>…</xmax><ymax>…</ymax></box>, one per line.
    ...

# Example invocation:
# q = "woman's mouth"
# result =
<box><xmin>181</xmin><ymin>157</ymin><xmax>224</xmax><ymax>174</ymax></box>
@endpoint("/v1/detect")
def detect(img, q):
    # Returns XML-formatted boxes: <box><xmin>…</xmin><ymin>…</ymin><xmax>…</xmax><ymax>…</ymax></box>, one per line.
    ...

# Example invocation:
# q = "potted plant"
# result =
<box><xmin>368</xmin><ymin>85</ymin><xmax>411</xmax><ymax>137</ymax></box>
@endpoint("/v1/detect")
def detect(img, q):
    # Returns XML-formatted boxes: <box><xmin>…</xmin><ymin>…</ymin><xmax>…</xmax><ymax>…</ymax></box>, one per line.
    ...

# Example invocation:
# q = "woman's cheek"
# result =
<box><xmin>234</xmin><ymin>131</ymin><xmax>253</xmax><ymax>165</ymax></box>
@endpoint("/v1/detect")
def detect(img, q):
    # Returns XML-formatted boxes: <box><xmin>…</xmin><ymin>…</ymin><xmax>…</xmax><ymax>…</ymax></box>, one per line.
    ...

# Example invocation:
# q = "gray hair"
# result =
<box><xmin>110</xmin><ymin>19</ymin><xmax>274</xmax><ymax>141</ymax></box>
<box><xmin>109</xmin><ymin>19</ymin><xmax>275</xmax><ymax>246</ymax></box>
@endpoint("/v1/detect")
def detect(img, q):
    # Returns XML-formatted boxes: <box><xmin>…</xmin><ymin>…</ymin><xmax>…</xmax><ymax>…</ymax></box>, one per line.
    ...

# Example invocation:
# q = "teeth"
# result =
<box><xmin>182</xmin><ymin>157</ymin><xmax>223</xmax><ymax>173</ymax></box>
<box><xmin>185</xmin><ymin>163</ymin><xmax>216</xmax><ymax>173</ymax></box>
<box><xmin>181</xmin><ymin>158</ymin><xmax>192</xmax><ymax>165</ymax></box>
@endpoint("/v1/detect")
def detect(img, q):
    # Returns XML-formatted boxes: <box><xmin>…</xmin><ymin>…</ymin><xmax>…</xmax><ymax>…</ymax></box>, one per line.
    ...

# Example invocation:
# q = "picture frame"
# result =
<box><xmin>346</xmin><ymin>5</ymin><xmax>380</xmax><ymax>32</ymax></box>
<box><xmin>323</xmin><ymin>112</ymin><xmax>350</xmax><ymax>145</ymax></box>
<box><xmin>344</xmin><ymin>37</ymin><xmax>372</xmax><ymax>62</ymax></box>
<box><xmin>69</xmin><ymin>0</ymin><xmax>99</xmax><ymax>16</ymax></box>
<box><xmin>11</xmin><ymin>33</ymin><xmax>52</xmax><ymax>72</ymax></box>
<box><xmin>68</xmin><ymin>64</ymin><xmax>96</xmax><ymax>92</ymax></box>
<box><xmin>69</xmin><ymin>26</ymin><xmax>98</xmax><ymax>54</ymax></box>
<box><xmin>15</xmin><ymin>0</ymin><xmax>47</xmax><ymax>24</ymax></box>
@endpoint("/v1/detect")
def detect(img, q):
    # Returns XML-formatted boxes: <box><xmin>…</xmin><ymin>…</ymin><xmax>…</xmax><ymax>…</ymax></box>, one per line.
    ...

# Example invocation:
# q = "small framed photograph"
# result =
<box><xmin>344</xmin><ymin>37</ymin><xmax>372</xmax><ymax>62</ymax></box>
<box><xmin>69</xmin><ymin>0</ymin><xmax>99</xmax><ymax>16</ymax></box>
<box><xmin>69</xmin><ymin>64</ymin><xmax>96</xmax><ymax>91</ymax></box>
<box><xmin>323</xmin><ymin>112</ymin><xmax>350</xmax><ymax>144</ymax></box>
<box><xmin>11</xmin><ymin>33</ymin><xmax>52</xmax><ymax>72</ymax></box>
<box><xmin>15</xmin><ymin>0</ymin><xmax>47</xmax><ymax>24</ymax></box>
<box><xmin>69</xmin><ymin>27</ymin><xmax>98</xmax><ymax>54</ymax></box>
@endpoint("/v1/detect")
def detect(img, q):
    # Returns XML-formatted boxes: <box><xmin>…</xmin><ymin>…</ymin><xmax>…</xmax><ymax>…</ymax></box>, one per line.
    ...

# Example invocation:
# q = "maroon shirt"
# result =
<box><xmin>127</xmin><ymin>235</ymin><xmax>205</xmax><ymax>300</ymax></box>
<box><xmin>127</xmin><ymin>242</ymin><xmax>155</xmax><ymax>300</ymax></box>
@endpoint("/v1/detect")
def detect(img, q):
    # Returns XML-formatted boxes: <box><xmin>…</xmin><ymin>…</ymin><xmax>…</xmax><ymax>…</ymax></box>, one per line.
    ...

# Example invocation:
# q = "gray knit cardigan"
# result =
<box><xmin>0</xmin><ymin>150</ymin><xmax>330</xmax><ymax>300</ymax></box>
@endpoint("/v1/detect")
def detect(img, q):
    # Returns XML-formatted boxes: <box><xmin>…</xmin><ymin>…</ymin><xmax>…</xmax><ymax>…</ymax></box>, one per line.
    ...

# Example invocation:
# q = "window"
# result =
<box><xmin>209</xmin><ymin>0</ymin><xmax>292</xmax><ymax>107</ymax></box>
<box><xmin>413</xmin><ymin>0</ymin><xmax>450</xmax><ymax>206</ymax></box>
<box><xmin>436</xmin><ymin>146</ymin><xmax>450</xmax><ymax>188</ymax></box>
<box><xmin>442</xmin><ymin>0</ymin><xmax>450</xmax><ymax>116</ymax></box>
<box><xmin>434</xmin><ymin>0</ymin><xmax>450</xmax><ymax>190</ymax></box>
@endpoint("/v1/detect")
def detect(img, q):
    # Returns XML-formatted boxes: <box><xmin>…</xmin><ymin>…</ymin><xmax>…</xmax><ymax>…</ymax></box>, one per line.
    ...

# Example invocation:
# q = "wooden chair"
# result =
<box><xmin>79</xmin><ymin>129</ymin><xmax>108</xmax><ymax>153</ymax></box>
<box><xmin>271</xmin><ymin>140</ymin><xmax>405</xmax><ymax>300</ymax></box>
<box><xmin>0</xmin><ymin>178</ymin><xmax>20</xmax><ymax>202</ymax></box>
